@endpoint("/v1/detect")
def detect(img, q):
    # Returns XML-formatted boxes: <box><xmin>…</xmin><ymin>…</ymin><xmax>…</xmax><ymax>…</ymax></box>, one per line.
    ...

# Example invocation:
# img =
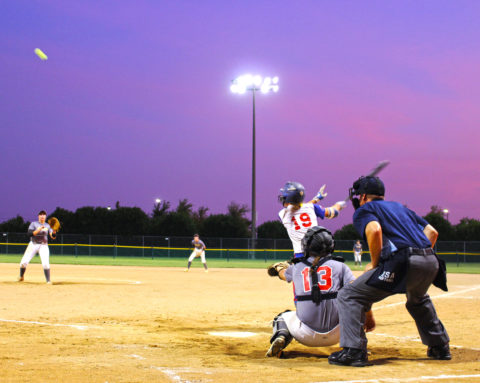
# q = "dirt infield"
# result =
<box><xmin>0</xmin><ymin>263</ymin><xmax>479</xmax><ymax>383</ymax></box>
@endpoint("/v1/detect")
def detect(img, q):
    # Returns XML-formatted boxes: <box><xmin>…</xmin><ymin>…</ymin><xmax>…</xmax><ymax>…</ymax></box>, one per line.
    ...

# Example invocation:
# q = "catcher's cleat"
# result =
<box><xmin>328</xmin><ymin>347</ymin><xmax>369</xmax><ymax>367</ymax></box>
<box><xmin>17</xmin><ymin>276</ymin><xmax>24</xmax><ymax>282</ymax></box>
<box><xmin>427</xmin><ymin>344</ymin><xmax>451</xmax><ymax>360</ymax></box>
<box><xmin>266</xmin><ymin>335</ymin><xmax>286</xmax><ymax>358</ymax></box>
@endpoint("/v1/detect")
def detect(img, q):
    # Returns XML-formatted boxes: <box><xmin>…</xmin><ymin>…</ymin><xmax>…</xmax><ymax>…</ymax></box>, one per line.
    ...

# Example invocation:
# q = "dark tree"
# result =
<box><xmin>0</xmin><ymin>215</ymin><xmax>29</xmax><ymax>232</ymax></box>
<box><xmin>455</xmin><ymin>218</ymin><xmax>480</xmax><ymax>241</ymax></box>
<box><xmin>423</xmin><ymin>206</ymin><xmax>454</xmax><ymax>240</ymax></box>
<box><xmin>334</xmin><ymin>224</ymin><xmax>360</xmax><ymax>240</ymax></box>
<box><xmin>257</xmin><ymin>220</ymin><xmax>288</xmax><ymax>239</ymax></box>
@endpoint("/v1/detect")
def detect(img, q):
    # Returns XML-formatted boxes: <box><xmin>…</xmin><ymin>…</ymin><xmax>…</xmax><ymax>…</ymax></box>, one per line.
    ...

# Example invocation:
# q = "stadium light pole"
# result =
<box><xmin>230</xmin><ymin>74</ymin><xmax>279</xmax><ymax>245</ymax></box>
<box><xmin>443</xmin><ymin>208</ymin><xmax>449</xmax><ymax>222</ymax></box>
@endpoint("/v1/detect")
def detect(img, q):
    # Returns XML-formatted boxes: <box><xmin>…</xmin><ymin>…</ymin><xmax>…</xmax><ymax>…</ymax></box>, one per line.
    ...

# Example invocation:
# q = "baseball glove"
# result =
<box><xmin>267</xmin><ymin>261</ymin><xmax>290</xmax><ymax>277</ymax></box>
<box><xmin>48</xmin><ymin>217</ymin><xmax>61</xmax><ymax>232</ymax></box>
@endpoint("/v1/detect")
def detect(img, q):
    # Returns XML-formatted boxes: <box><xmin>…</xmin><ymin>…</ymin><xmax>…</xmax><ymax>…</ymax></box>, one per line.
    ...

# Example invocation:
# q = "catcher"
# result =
<box><xmin>17</xmin><ymin>211</ymin><xmax>60</xmax><ymax>284</ymax></box>
<box><xmin>266</xmin><ymin>226</ymin><xmax>375</xmax><ymax>357</ymax></box>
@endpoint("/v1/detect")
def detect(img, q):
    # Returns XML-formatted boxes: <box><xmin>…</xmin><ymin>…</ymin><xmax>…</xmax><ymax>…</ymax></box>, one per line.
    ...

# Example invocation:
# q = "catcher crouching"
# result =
<box><xmin>266</xmin><ymin>226</ymin><xmax>375</xmax><ymax>358</ymax></box>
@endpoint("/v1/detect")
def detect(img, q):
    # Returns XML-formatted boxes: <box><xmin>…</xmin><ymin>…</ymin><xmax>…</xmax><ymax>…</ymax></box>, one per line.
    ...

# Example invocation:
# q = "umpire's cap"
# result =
<box><xmin>351</xmin><ymin>176</ymin><xmax>385</xmax><ymax>196</ymax></box>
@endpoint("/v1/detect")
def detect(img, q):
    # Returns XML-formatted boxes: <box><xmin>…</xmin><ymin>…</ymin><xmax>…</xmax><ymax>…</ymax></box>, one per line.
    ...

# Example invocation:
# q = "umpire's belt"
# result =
<box><xmin>408</xmin><ymin>247</ymin><xmax>435</xmax><ymax>256</ymax></box>
<box><xmin>295</xmin><ymin>292</ymin><xmax>337</xmax><ymax>302</ymax></box>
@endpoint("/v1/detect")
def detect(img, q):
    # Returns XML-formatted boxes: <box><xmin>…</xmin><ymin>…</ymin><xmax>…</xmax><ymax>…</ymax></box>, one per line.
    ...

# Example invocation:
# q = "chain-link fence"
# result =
<box><xmin>1</xmin><ymin>233</ymin><xmax>479</xmax><ymax>264</ymax></box>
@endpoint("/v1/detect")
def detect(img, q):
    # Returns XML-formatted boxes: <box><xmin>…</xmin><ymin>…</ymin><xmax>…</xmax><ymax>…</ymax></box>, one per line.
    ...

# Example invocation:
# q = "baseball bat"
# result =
<box><xmin>344</xmin><ymin>160</ymin><xmax>390</xmax><ymax>202</ymax></box>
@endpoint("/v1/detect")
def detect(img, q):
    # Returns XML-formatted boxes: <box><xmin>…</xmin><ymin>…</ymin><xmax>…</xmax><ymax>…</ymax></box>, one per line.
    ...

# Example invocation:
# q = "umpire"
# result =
<box><xmin>328</xmin><ymin>176</ymin><xmax>450</xmax><ymax>367</ymax></box>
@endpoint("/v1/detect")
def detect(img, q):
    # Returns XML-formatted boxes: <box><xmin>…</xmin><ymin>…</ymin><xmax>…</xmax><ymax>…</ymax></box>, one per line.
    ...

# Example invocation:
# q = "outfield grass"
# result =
<box><xmin>1</xmin><ymin>254</ymin><xmax>479</xmax><ymax>274</ymax></box>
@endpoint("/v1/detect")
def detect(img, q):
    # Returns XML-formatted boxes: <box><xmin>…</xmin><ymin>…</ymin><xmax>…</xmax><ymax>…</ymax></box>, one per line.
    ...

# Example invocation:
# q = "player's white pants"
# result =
<box><xmin>354</xmin><ymin>252</ymin><xmax>362</xmax><ymax>263</ymax></box>
<box><xmin>282</xmin><ymin>310</ymin><xmax>340</xmax><ymax>347</ymax></box>
<box><xmin>20</xmin><ymin>242</ymin><xmax>50</xmax><ymax>269</ymax></box>
<box><xmin>188</xmin><ymin>249</ymin><xmax>206</xmax><ymax>263</ymax></box>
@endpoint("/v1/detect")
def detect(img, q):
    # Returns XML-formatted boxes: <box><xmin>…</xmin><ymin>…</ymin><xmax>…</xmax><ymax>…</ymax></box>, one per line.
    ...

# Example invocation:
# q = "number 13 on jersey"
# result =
<box><xmin>301</xmin><ymin>266</ymin><xmax>332</xmax><ymax>292</ymax></box>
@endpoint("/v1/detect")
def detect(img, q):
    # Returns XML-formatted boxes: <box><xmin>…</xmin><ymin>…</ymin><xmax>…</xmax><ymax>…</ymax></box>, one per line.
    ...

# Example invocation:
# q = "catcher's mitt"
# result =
<box><xmin>267</xmin><ymin>261</ymin><xmax>290</xmax><ymax>277</ymax></box>
<box><xmin>48</xmin><ymin>217</ymin><xmax>61</xmax><ymax>232</ymax></box>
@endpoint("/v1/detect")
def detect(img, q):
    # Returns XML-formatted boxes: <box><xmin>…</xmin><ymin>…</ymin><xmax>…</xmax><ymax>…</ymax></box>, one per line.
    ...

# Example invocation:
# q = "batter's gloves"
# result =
<box><xmin>313</xmin><ymin>184</ymin><xmax>328</xmax><ymax>201</ymax></box>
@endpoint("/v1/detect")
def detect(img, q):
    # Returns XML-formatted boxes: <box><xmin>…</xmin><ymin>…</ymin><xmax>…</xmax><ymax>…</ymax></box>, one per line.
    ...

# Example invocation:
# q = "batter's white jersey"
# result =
<box><xmin>279</xmin><ymin>203</ymin><xmax>325</xmax><ymax>254</ymax></box>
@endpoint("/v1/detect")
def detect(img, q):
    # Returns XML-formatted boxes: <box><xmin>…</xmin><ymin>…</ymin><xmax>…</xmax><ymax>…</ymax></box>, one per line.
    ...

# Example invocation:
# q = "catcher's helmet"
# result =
<box><xmin>301</xmin><ymin>226</ymin><xmax>335</xmax><ymax>258</ymax></box>
<box><xmin>278</xmin><ymin>181</ymin><xmax>305</xmax><ymax>205</ymax></box>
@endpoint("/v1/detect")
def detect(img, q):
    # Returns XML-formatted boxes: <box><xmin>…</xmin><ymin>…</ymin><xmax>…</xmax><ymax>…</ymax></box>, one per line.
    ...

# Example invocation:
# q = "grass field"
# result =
<box><xmin>1</xmin><ymin>253</ymin><xmax>479</xmax><ymax>273</ymax></box>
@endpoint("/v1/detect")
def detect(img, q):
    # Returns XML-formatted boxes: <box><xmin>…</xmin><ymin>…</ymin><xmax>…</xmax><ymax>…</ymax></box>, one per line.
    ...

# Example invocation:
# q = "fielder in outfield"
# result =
<box><xmin>18</xmin><ymin>210</ymin><xmax>56</xmax><ymax>284</ymax></box>
<box><xmin>185</xmin><ymin>234</ymin><xmax>208</xmax><ymax>272</ymax></box>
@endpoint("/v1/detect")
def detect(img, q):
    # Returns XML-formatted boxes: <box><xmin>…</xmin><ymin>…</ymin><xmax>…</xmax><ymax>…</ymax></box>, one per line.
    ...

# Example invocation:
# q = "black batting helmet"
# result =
<box><xmin>301</xmin><ymin>226</ymin><xmax>335</xmax><ymax>259</ymax></box>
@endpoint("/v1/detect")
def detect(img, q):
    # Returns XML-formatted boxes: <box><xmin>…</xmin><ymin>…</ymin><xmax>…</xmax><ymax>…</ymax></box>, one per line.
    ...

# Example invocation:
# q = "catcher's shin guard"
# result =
<box><xmin>270</xmin><ymin>310</ymin><xmax>293</xmax><ymax>346</ymax></box>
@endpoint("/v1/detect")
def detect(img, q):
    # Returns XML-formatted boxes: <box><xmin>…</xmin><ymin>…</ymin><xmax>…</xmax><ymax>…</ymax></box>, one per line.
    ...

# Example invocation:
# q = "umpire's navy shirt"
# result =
<box><xmin>353</xmin><ymin>200</ymin><xmax>431</xmax><ymax>250</ymax></box>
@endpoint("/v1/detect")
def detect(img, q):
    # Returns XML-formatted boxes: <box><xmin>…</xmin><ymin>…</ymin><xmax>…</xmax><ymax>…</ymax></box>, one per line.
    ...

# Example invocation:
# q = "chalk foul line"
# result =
<box><xmin>375</xmin><ymin>285</ymin><xmax>480</xmax><ymax>310</ymax></box>
<box><xmin>0</xmin><ymin>318</ymin><xmax>88</xmax><ymax>330</ymax></box>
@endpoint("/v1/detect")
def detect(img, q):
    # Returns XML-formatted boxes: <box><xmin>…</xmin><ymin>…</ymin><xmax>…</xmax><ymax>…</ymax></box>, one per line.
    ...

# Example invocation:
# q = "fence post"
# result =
<box><xmin>142</xmin><ymin>236</ymin><xmax>145</xmax><ymax>258</ymax></box>
<box><xmin>151</xmin><ymin>246</ymin><xmax>154</xmax><ymax>260</ymax></box>
<box><xmin>274</xmin><ymin>239</ymin><xmax>276</xmax><ymax>260</ymax></box>
<box><xmin>220</xmin><ymin>238</ymin><xmax>223</xmax><ymax>259</ymax></box>
<box><xmin>61</xmin><ymin>234</ymin><xmax>63</xmax><ymax>256</ymax></box>
<box><xmin>167</xmin><ymin>238</ymin><xmax>170</xmax><ymax>257</ymax></box>
<box><xmin>464</xmin><ymin>241</ymin><xmax>466</xmax><ymax>264</ymax></box>
<box><xmin>456</xmin><ymin>251</ymin><xmax>459</xmax><ymax>267</ymax></box>
<box><xmin>114</xmin><ymin>235</ymin><xmax>117</xmax><ymax>258</ymax></box>
<box><xmin>89</xmin><ymin>235</ymin><xmax>91</xmax><ymax>256</ymax></box>
<box><xmin>75</xmin><ymin>243</ymin><xmax>78</xmax><ymax>258</ymax></box>
<box><xmin>264</xmin><ymin>249</ymin><xmax>267</xmax><ymax>263</ymax></box>
<box><xmin>227</xmin><ymin>249</ymin><xmax>229</xmax><ymax>262</ymax></box>
<box><xmin>5</xmin><ymin>233</ymin><xmax>8</xmax><ymax>255</ymax></box>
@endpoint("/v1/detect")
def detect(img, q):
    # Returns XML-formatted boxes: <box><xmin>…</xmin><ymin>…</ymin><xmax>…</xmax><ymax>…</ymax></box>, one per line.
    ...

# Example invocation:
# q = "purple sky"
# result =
<box><xmin>1</xmin><ymin>0</ymin><xmax>479</xmax><ymax>232</ymax></box>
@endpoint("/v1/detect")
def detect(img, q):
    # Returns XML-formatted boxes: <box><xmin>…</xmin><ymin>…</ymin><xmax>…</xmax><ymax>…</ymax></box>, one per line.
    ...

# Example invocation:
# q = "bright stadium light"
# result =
<box><xmin>230</xmin><ymin>73</ymin><xmax>279</xmax><ymax>248</ymax></box>
<box><xmin>107</xmin><ymin>206</ymin><xmax>111</xmax><ymax>210</ymax></box>
<box><xmin>443</xmin><ymin>208</ymin><xmax>449</xmax><ymax>222</ymax></box>
<box><xmin>155</xmin><ymin>198</ymin><xmax>162</xmax><ymax>204</ymax></box>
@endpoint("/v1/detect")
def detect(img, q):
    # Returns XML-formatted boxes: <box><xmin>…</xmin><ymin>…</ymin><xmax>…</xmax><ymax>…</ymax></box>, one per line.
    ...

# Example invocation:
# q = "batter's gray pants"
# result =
<box><xmin>337</xmin><ymin>254</ymin><xmax>449</xmax><ymax>350</ymax></box>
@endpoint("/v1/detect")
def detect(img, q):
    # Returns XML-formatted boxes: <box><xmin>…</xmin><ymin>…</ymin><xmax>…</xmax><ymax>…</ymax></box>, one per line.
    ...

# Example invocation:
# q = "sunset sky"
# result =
<box><xmin>1</xmin><ymin>0</ymin><xmax>479</xmax><ymax>232</ymax></box>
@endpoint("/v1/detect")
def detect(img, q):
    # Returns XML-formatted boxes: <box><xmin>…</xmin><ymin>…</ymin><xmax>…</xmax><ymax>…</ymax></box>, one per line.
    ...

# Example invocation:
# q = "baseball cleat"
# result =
<box><xmin>17</xmin><ymin>276</ymin><xmax>24</xmax><ymax>282</ymax></box>
<box><xmin>328</xmin><ymin>347</ymin><xmax>369</xmax><ymax>367</ymax></box>
<box><xmin>428</xmin><ymin>344</ymin><xmax>451</xmax><ymax>360</ymax></box>
<box><xmin>46</xmin><ymin>281</ymin><xmax>52</xmax><ymax>285</ymax></box>
<box><xmin>266</xmin><ymin>335</ymin><xmax>286</xmax><ymax>358</ymax></box>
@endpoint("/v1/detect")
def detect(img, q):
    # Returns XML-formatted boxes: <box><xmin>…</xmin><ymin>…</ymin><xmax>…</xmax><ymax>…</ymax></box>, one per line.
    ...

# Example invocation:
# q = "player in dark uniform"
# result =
<box><xmin>328</xmin><ymin>176</ymin><xmax>450</xmax><ymax>367</ymax></box>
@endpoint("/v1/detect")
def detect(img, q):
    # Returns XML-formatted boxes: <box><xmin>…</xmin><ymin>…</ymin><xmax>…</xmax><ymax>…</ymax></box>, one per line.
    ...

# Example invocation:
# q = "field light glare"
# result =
<box><xmin>230</xmin><ymin>74</ymin><xmax>280</xmax><ymax>94</ymax></box>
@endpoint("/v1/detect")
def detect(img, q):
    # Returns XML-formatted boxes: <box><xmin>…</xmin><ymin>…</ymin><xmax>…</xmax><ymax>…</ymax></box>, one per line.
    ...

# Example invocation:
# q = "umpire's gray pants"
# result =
<box><xmin>338</xmin><ymin>254</ymin><xmax>449</xmax><ymax>350</ymax></box>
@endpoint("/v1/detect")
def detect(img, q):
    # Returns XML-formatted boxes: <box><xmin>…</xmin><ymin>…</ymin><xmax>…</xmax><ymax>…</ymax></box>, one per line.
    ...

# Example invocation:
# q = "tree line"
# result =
<box><xmin>0</xmin><ymin>200</ymin><xmax>286</xmax><ymax>239</ymax></box>
<box><xmin>0</xmin><ymin>202</ymin><xmax>478</xmax><ymax>241</ymax></box>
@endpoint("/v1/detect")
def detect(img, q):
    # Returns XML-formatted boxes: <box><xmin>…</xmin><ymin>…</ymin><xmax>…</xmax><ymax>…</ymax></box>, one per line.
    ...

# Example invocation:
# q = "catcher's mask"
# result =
<box><xmin>278</xmin><ymin>181</ymin><xmax>305</xmax><ymax>205</ymax></box>
<box><xmin>349</xmin><ymin>176</ymin><xmax>385</xmax><ymax>210</ymax></box>
<box><xmin>301</xmin><ymin>226</ymin><xmax>335</xmax><ymax>260</ymax></box>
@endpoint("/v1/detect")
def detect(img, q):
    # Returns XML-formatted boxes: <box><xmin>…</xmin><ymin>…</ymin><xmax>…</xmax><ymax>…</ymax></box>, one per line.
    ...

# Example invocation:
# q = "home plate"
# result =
<box><xmin>209</xmin><ymin>331</ymin><xmax>258</xmax><ymax>338</ymax></box>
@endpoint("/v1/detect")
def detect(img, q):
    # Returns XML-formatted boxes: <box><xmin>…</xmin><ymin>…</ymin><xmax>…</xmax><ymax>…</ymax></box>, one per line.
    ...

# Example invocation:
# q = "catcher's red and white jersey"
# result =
<box><xmin>279</xmin><ymin>203</ymin><xmax>325</xmax><ymax>253</ymax></box>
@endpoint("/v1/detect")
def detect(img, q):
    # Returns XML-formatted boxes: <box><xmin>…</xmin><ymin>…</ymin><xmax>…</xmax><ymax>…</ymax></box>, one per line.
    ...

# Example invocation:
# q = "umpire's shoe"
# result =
<box><xmin>328</xmin><ymin>348</ymin><xmax>369</xmax><ymax>367</ymax></box>
<box><xmin>266</xmin><ymin>335</ymin><xmax>286</xmax><ymax>358</ymax></box>
<box><xmin>428</xmin><ymin>344</ymin><xmax>451</xmax><ymax>360</ymax></box>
